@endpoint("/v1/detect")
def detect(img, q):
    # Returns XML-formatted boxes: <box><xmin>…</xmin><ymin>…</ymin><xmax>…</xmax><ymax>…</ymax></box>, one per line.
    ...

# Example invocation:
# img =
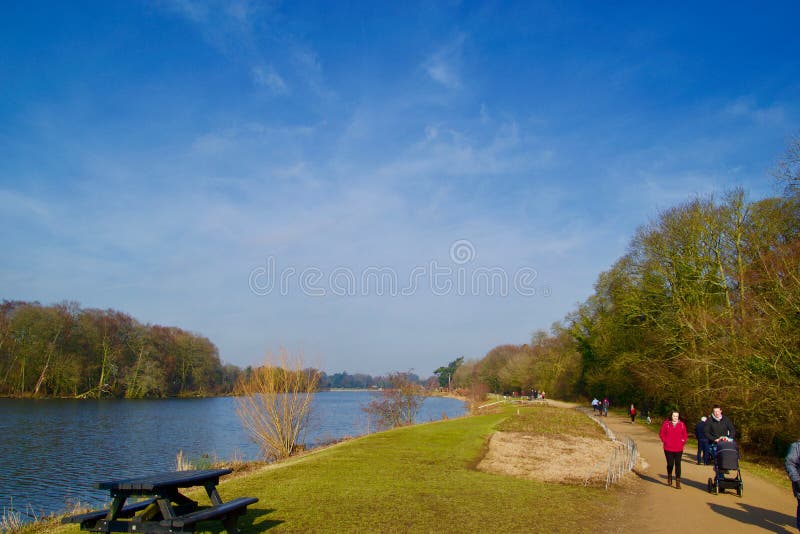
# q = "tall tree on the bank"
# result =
<box><xmin>570</xmin><ymin>183</ymin><xmax>800</xmax><ymax>451</ymax></box>
<box><xmin>457</xmin><ymin>141</ymin><xmax>800</xmax><ymax>453</ymax></box>
<box><xmin>434</xmin><ymin>356</ymin><xmax>464</xmax><ymax>389</ymax></box>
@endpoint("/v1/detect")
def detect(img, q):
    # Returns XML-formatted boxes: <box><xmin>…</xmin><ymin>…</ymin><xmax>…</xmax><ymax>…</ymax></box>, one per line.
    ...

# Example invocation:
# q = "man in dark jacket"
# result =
<box><xmin>704</xmin><ymin>405</ymin><xmax>736</xmax><ymax>444</ymax></box>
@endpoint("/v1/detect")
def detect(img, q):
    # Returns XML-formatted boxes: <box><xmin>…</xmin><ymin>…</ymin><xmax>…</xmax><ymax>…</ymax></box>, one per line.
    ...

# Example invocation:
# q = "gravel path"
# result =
<box><xmin>581</xmin><ymin>403</ymin><xmax>798</xmax><ymax>533</ymax></box>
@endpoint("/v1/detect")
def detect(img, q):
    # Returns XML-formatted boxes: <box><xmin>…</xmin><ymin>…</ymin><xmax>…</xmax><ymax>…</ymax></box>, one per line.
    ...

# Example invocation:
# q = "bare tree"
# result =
<box><xmin>235</xmin><ymin>351</ymin><xmax>320</xmax><ymax>461</ymax></box>
<box><xmin>774</xmin><ymin>135</ymin><xmax>800</xmax><ymax>196</ymax></box>
<box><xmin>362</xmin><ymin>372</ymin><xmax>427</xmax><ymax>430</ymax></box>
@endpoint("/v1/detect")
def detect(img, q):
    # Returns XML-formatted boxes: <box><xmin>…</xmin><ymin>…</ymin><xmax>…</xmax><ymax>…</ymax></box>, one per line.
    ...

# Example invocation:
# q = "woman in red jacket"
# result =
<box><xmin>659</xmin><ymin>410</ymin><xmax>688</xmax><ymax>488</ymax></box>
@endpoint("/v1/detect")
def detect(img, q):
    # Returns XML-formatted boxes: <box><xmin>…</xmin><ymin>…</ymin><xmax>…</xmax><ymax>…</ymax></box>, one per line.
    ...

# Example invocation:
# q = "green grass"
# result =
<box><xmin>497</xmin><ymin>405</ymin><xmax>607</xmax><ymax>438</ymax></box>
<box><xmin>35</xmin><ymin>405</ymin><xmax>618</xmax><ymax>533</ymax></box>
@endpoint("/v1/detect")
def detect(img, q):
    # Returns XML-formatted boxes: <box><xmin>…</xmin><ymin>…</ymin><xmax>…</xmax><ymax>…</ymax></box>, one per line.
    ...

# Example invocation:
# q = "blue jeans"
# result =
<box><xmin>708</xmin><ymin>442</ymin><xmax>717</xmax><ymax>463</ymax></box>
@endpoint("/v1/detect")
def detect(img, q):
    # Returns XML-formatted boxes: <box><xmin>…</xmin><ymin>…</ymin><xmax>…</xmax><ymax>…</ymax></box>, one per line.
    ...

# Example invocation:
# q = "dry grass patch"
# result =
<box><xmin>477</xmin><ymin>432</ymin><xmax>617</xmax><ymax>485</ymax></box>
<box><xmin>476</xmin><ymin>404</ymin><xmax>616</xmax><ymax>486</ymax></box>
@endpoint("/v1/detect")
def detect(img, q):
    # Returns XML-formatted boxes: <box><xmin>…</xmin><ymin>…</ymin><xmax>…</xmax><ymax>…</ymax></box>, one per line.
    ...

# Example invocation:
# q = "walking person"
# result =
<box><xmin>629</xmin><ymin>404</ymin><xmax>637</xmax><ymax>423</ymax></box>
<box><xmin>786</xmin><ymin>439</ymin><xmax>800</xmax><ymax>531</ymax></box>
<box><xmin>659</xmin><ymin>410</ymin><xmax>688</xmax><ymax>488</ymax></box>
<box><xmin>704</xmin><ymin>405</ymin><xmax>736</xmax><ymax>443</ymax></box>
<box><xmin>704</xmin><ymin>404</ymin><xmax>736</xmax><ymax>462</ymax></box>
<box><xmin>602</xmin><ymin>397</ymin><xmax>609</xmax><ymax>417</ymax></box>
<box><xmin>695</xmin><ymin>416</ymin><xmax>710</xmax><ymax>465</ymax></box>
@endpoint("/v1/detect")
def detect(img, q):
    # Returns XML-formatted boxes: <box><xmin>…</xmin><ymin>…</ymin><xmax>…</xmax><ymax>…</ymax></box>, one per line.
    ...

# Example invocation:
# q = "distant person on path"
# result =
<box><xmin>659</xmin><ymin>410</ymin><xmax>688</xmax><ymax>489</ymax></box>
<box><xmin>629</xmin><ymin>404</ymin><xmax>637</xmax><ymax>423</ymax></box>
<box><xmin>695</xmin><ymin>416</ymin><xmax>710</xmax><ymax>465</ymax></box>
<box><xmin>602</xmin><ymin>397</ymin><xmax>609</xmax><ymax>417</ymax></box>
<box><xmin>592</xmin><ymin>398</ymin><xmax>600</xmax><ymax>414</ymax></box>
<box><xmin>785</xmin><ymin>439</ymin><xmax>800</xmax><ymax>531</ymax></box>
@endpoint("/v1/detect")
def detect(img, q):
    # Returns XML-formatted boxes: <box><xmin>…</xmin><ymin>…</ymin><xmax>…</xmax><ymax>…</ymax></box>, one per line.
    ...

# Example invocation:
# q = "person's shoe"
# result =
<box><xmin>675</xmin><ymin>477</ymin><xmax>681</xmax><ymax>489</ymax></box>
<box><xmin>667</xmin><ymin>474</ymin><xmax>672</xmax><ymax>486</ymax></box>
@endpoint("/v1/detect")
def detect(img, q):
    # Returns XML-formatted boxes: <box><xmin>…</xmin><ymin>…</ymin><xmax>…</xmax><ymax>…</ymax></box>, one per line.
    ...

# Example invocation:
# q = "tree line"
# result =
<box><xmin>318</xmin><ymin>371</ymin><xmax>428</xmax><ymax>390</ymax></box>
<box><xmin>0</xmin><ymin>299</ymin><xmax>434</xmax><ymax>399</ymax></box>
<box><xmin>0</xmin><ymin>300</ymin><xmax>238</xmax><ymax>398</ymax></box>
<box><xmin>452</xmin><ymin>139</ymin><xmax>800</xmax><ymax>455</ymax></box>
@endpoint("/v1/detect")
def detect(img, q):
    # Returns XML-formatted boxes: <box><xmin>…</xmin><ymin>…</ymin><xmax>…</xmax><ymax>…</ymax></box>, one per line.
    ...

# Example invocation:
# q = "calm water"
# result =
<box><xmin>0</xmin><ymin>392</ymin><xmax>465</xmax><ymax>518</ymax></box>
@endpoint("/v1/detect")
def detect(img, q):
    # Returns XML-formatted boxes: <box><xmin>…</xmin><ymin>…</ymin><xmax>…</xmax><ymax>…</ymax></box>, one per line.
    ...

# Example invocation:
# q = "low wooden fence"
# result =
<box><xmin>583</xmin><ymin>408</ymin><xmax>639</xmax><ymax>489</ymax></box>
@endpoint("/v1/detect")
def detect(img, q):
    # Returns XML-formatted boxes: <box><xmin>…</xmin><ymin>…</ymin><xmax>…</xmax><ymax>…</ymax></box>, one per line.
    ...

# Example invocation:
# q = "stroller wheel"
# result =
<box><xmin>707</xmin><ymin>478</ymin><xmax>713</xmax><ymax>493</ymax></box>
<box><xmin>737</xmin><ymin>482</ymin><xmax>742</xmax><ymax>497</ymax></box>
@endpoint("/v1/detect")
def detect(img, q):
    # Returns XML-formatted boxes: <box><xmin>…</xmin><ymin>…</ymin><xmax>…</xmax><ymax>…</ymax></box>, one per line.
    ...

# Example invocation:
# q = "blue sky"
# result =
<box><xmin>1</xmin><ymin>1</ymin><xmax>798</xmax><ymax>375</ymax></box>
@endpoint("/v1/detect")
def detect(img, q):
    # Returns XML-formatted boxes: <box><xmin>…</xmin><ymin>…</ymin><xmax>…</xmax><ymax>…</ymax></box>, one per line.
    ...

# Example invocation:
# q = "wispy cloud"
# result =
<box><xmin>4</xmin><ymin>2</ymin><xmax>797</xmax><ymax>374</ymax></box>
<box><xmin>723</xmin><ymin>97</ymin><xmax>786</xmax><ymax>125</ymax></box>
<box><xmin>289</xmin><ymin>45</ymin><xmax>335</xmax><ymax>99</ymax></box>
<box><xmin>158</xmin><ymin>0</ymin><xmax>261</xmax><ymax>51</ymax></box>
<box><xmin>189</xmin><ymin>121</ymin><xmax>317</xmax><ymax>158</ymax></box>
<box><xmin>422</xmin><ymin>33</ymin><xmax>466</xmax><ymax>89</ymax></box>
<box><xmin>251</xmin><ymin>65</ymin><xmax>289</xmax><ymax>95</ymax></box>
<box><xmin>0</xmin><ymin>189</ymin><xmax>52</xmax><ymax>221</ymax></box>
<box><xmin>159</xmin><ymin>0</ymin><xmax>259</xmax><ymax>26</ymax></box>
<box><xmin>160</xmin><ymin>1</ymin><xmax>333</xmax><ymax>100</ymax></box>
<box><xmin>159</xmin><ymin>0</ymin><xmax>209</xmax><ymax>23</ymax></box>
<box><xmin>377</xmin><ymin>118</ymin><xmax>553</xmax><ymax>182</ymax></box>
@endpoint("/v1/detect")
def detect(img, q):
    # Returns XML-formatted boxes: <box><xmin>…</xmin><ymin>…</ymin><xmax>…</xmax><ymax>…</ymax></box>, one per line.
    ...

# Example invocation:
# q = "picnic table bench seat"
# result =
<box><xmin>161</xmin><ymin>497</ymin><xmax>258</xmax><ymax>532</ymax></box>
<box><xmin>59</xmin><ymin>469</ymin><xmax>256</xmax><ymax>533</ymax></box>
<box><xmin>62</xmin><ymin>498</ymin><xmax>157</xmax><ymax>525</ymax></box>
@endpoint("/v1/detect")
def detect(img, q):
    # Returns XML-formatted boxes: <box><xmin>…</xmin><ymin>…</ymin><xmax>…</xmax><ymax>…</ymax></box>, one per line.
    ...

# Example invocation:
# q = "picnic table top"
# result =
<box><xmin>95</xmin><ymin>468</ymin><xmax>233</xmax><ymax>491</ymax></box>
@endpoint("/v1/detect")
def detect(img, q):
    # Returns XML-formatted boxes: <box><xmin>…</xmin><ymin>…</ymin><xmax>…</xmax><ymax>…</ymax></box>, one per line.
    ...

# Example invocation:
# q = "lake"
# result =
<box><xmin>0</xmin><ymin>392</ymin><xmax>466</xmax><ymax>519</ymax></box>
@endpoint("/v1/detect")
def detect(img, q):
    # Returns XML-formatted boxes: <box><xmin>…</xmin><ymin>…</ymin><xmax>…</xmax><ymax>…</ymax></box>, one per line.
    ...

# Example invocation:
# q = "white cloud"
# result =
<box><xmin>723</xmin><ymin>97</ymin><xmax>785</xmax><ymax>125</ymax></box>
<box><xmin>159</xmin><ymin>0</ymin><xmax>209</xmax><ymax>22</ymax></box>
<box><xmin>0</xmin><ymin>189</ymin><xmax>52</xmax><ymax>220</ymax></box>
<box><xmin>251</xmin><ymin>65</ymin><xmax>289</xmax><ymax>95</ymax></box>
<box><xmin>191</xmin><ymin>132</ymin><xmax>234</xmax><ymax>155</ymax></box>
<box><xmin>377</xmin><ymin>118</ymin><xmax>552</xmax><ymax>181</ymax></box>
<box><xmin>480</xmin><ymin>103</ymin><xmax>491</xmax><ymax>123</ymax></box>
<box><xmin>189</xmin><ymin>121</ymin><xmax>317</xmax><ymax>157</ymax></box>
<box><xmin>422</xmin><ymin>34</ymin><xmax>466</xmax><ymax>89</ymax></box>
<box><xmin>159</xmin><ymin>0</ymin><xmax>259</xmax><ymax>40</ymax></box>
<box><xmin>291</xmin><ymin>46</ymin><xmax>335</xmax><ymax>99</ymax></box>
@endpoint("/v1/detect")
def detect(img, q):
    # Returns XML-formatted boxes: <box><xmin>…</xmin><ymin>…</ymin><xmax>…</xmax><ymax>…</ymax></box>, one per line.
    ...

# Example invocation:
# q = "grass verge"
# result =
<box><xmin>30</xmin><ymin>404</ymin><xmax>619</xmax><ymax>533</ymax></box>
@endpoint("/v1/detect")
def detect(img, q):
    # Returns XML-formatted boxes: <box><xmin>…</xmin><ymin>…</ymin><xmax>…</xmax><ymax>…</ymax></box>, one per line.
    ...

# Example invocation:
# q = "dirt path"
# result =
<box><xmin>574</xmin><ymin>403</ymin><xmax>798</xmax><ymax>533</ymax></box>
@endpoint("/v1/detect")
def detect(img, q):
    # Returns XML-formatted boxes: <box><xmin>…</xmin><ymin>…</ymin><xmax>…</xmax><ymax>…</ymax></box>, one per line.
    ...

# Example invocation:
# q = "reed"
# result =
<box><xmin>1</xmin><ymin>499</ymin><xmax>38</xmax><ymax>534</ymax></box>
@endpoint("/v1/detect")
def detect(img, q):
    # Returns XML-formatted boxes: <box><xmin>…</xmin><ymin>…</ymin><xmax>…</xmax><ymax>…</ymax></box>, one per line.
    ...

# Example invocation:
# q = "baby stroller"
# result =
<box><xmin>707</xmin><ymin>439</ymin><xmax>743</xmax><ymax>496</ymax></box>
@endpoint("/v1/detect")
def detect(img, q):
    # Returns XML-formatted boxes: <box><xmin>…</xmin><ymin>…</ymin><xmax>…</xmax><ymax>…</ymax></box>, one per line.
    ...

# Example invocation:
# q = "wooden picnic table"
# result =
<box><xmin>62</xmin><ymin>468</ymin><xmax>257</xmax><ymax>533</ymax></box>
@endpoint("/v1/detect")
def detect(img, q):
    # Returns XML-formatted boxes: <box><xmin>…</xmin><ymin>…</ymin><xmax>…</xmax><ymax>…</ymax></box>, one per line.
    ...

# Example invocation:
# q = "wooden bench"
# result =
<box><xmin>160</xmin><ymin>497</ymin><xmax>258</xmax><ymax>533</ymax></box>
<box><xmin>62</xmin><ymin>498</ymin><xmax>156</xmax><ymax>526</ymax></box>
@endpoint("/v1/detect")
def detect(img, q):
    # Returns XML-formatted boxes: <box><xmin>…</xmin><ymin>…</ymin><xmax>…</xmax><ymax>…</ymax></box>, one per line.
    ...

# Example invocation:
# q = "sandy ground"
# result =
<box><xmin>477</xmin><ymin>432</ymin><xmax>618</xmax><ymax>485</ymax></box>
<box><xmin>557</xmin><ymin>401</ymin><xmax>799</xmax><ymax>533</ymax></box>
